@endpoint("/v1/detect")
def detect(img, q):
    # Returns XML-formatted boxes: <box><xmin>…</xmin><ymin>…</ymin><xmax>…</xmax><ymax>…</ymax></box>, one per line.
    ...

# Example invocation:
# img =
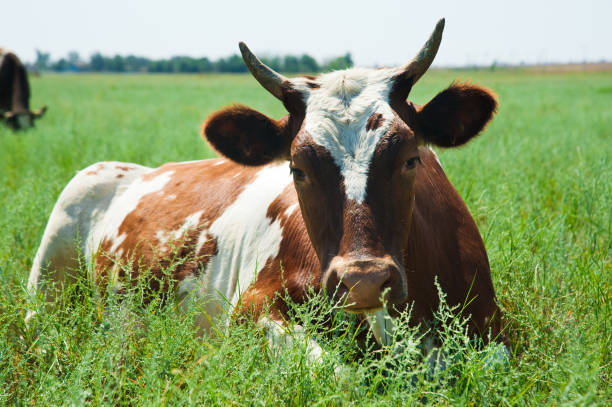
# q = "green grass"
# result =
<box><xmin>1</xmin><ymin>70</ymin><xmax>610</xmax><ymax>405</ymax></box>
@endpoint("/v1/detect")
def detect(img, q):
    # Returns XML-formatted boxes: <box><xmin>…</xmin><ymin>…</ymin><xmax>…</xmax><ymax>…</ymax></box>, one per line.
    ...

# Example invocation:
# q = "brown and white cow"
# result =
<box><xmin>27</xmin><ymin>20</ymin><xmax>505</xmax><ymax>351</ymax></box>
<box><xmin>0</xmin><ymin>49</ymin><xmax>46</xmax><ymax>129</ymax></box>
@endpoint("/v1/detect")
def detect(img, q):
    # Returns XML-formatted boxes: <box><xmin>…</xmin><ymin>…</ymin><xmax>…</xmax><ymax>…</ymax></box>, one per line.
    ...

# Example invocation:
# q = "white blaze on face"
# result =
<box><xmin>296</xmin><ymin>68</ymin><xmax>396</xmax><ymax>203</ymax></box>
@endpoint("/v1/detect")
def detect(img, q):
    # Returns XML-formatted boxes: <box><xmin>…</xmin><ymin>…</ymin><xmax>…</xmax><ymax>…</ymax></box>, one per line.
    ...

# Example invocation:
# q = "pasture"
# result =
<box><xmin>1</xmin><ymin>70</ymin><xmax>610</xmax><ymax>405</ymax></box>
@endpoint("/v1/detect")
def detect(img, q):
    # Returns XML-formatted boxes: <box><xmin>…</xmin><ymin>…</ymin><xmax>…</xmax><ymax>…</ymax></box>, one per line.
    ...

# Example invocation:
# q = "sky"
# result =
<box><xmin>2</xmin><ymin>0</ymin><xmax>610</xmax><ymax>67</ymax></box>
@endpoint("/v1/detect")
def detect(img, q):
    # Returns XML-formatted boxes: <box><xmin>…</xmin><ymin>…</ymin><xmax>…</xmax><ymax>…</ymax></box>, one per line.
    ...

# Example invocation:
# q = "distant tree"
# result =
<box><xmin>52</xmin><ymin>58</ymin><xmax>68</xmax><ymax>72</ymax></box>
<box><xmin>216</xmin><ymin>55</ymin><xmax>247</xmax><ymax>73</ymax></box>
<box><xmin>34</xmin><ymin>50</ymin><xmax>51</xmax><ymax>71</ymax></box>
<box><xmin>147</xmin><ymin>60</ymin><xmax>160</xmax><ymax>72</ymax></box>
<box><xmin>67</xmin><ymin>51</ymin><xmax>80</xmax><ymax>65</ymax></box>
<box><xmin>149</xmin><ymin>59</ymin><xmax>172</xmax><ymax>73</ymax></box>
<box><xmin>90</xmin><ymin>53</ymin><xmax>105</xmax><ymax>71</ymax></box>
<box><xmin>261</xmin><ymin>56</ymin><xmax>282</xmax><ymax>72</ymax></box>
<box><xmin>299</xmin><ymin>54</ymin><xmax>319</xmax><ymax>73</ymax></box>
<box><xmin>283</xmin><ymin>55</ymin><xmax>300</xmax><ymax>73</ymax></box>
<box><xmin>110</xmin><ymin>55</ymin><xmax>125</xmax><ymax>72</ymax></box>
<box><xmin>65</xmin><ymin>51</ymin><xmax>81</xmax><ymax>71</ymax></box>
<box><xmin>36</xmin><ymin>49</ymin><xmax>349</xmax><ymax>74</ymax></box>
<box><xmin>171</xmin><ymin>56</ymin><xmax>200</xmax><ymax>73</ymax></box>
<box><xmin>125</xmin><ymin>55</ymin><xmax>150</xmax><ymax>72</ymax></box>
<box><xmin>324</xmin><ymin>53</ymin><xmax>353</xmax><ymax>71</ymax></box>
<box><xmin>195</xmin><ymin>57</ymin><xmax>212</xmax><ymax>72</ymax></box>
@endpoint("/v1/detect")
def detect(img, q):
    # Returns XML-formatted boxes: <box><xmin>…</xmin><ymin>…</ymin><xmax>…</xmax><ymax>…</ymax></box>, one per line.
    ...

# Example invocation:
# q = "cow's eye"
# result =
<box><xmin>290</xmin><ymin>166</ymin><xmax>307</xmax><ymax>182</ymax></box>
<box><xmin>404</xmin><ymin>156</ymin><xmax>421</xmax><ymax>170</ymax></box>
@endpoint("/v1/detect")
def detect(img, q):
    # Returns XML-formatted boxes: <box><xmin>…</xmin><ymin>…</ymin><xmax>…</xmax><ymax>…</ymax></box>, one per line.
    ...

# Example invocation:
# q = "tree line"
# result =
<box><xmin>31</xmin><ymin>50</ymin><xmax>353</xmax><ymax>74</ymax></box>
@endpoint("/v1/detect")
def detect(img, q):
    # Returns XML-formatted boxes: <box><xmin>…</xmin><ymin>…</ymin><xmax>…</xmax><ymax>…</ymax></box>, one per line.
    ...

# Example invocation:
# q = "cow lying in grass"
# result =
<box><xmin>27</xmin><ymin>19</ymin><xmax>506</xmax><ymax>352</ymax></box>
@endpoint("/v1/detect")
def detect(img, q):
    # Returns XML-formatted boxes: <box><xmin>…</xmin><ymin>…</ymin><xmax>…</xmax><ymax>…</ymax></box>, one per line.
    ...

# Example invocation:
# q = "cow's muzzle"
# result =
<box><xmin>322</xmin><ymin>256</ymin><xmax>407</xmax><ymax>312</ymax></box>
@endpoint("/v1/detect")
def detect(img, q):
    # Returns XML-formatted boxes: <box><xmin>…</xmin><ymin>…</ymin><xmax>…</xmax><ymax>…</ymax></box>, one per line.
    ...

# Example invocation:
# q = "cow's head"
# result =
<box><xmin>2</xmin><ymin>106</ymin><xmax>47</xmax><ymax>130</ymax></box>
<box><xmin>204</xmin><ymin>19</ymin><xmax>497</xmax><ymax>313</ymax></box>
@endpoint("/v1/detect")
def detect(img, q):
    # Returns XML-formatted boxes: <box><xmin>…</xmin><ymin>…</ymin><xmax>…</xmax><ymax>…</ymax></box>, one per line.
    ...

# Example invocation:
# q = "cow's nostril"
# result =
<box><xmin>337</xmin><ymin>280</ymin><xmax>350</xmax><ymax>299</ymax></box>
<box><xmin>324</xmin><ymin>269</ymin><xmax>345</xmax><ymax>299</ymax></box>
<box><xmin>380</xmin><ymin>272</ymin><xmax>396</xmax><ymax>299</ymax></box>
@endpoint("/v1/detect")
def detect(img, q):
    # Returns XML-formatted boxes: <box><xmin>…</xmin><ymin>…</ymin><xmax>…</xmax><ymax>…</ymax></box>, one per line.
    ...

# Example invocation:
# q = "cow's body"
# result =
<box><xmin>28</xmin><ymin>148</ymin><xmax>500</xmax><ymax>339</ymax></box>
<box><xmin>27</xmin><ymin>19</ymin><xmax>506</xmax><ymax>348</ymax></box>
<box><xmin>0</xmin><ymin>49</ymin><xmax>46</xmax><ymax>129</ymax></box>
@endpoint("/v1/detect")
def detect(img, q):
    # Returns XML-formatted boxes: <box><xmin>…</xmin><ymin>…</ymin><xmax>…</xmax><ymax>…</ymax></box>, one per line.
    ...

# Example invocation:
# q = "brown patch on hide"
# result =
<box><xmin>84</xmin><ymin>163</ymin><xmax>106</xmax><ymax>176</ymax></box>
<box><xmin>398</xmin><ymin>147</ymin><xmax>503</xmax><ymax>341</ymax></box>
<box><xmin>234</xmin><ymin>183</ymin><xmax>320</xmax><ymax>322</ymax></box>
<box><xmin>94</xmin><ymin>158</ymin><xmax>259</xmax><ymax>294</ymax></box>
<box><xmin>306</xmin><ymin>81</ymin><xmax>320</xmax><ymax>89</ymax></box>
<box><xmin>365</xmin><ymin>113</ymin><xmax>384</xmax><ymax>131</ymax></box>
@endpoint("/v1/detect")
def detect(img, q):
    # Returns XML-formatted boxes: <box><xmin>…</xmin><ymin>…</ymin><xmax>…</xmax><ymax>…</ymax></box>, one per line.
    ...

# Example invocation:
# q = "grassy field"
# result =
<box><xmin>1</xmin><ymin>69</ymin><xmax>610</xmax><ymax>405</ymax></box>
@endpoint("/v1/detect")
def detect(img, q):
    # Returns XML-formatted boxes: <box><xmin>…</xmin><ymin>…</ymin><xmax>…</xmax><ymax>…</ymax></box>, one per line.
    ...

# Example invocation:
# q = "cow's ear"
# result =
<box><xmin>415</xmin><ymin>83</ymin><xmax>497</xmax><ymax>147</ymax></box>
<box><xmin>202</xmin><ymin>105</ymin><xmax>290</xmax><ymax>166</ymax></box>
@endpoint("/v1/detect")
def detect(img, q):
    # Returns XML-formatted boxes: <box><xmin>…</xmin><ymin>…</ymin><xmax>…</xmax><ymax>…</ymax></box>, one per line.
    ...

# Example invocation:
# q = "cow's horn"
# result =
<box><xmin>393</xmin><ymin>18</ymin><xmax>445</xmax><ymax>94</ymax></box>
<box><xmin>32</xmin><ymin>106</ymin><xmax>47</xmax><ymax>118</ymax></box>
<box><xmin>239</xmin><ymin>42</ymin><xmax>288</xmax><ymax>101</ymax></box>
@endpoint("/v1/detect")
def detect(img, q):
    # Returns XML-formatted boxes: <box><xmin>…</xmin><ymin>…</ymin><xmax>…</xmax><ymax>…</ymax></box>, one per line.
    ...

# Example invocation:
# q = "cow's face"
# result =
<box><xmin>2</xmin><ymin>107</ymin><xmax>46</xmax><ymax>130</ymax></box>
<box><xmin>204</xmin><ymin>20</ymin><xmax>497</xmax><ymax>312</ymax></box>
<box><xmin>286</xmin><ymin>69</ymin><xmax>420</xmax><ymax>311</ymax></box>
<box><xmin>3</xmin><ymin>112</ymin><xmax>31</xmax><ymax>129</ymax></box>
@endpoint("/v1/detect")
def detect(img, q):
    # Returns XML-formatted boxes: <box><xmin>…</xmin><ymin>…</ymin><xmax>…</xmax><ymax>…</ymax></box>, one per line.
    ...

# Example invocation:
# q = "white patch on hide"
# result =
<box><xmin>155</xmin><ymin>210</ymin><xmax>204</xmax><ymax>246</ymax></box>
<box><xmin>284</xmin><ymin>203</ymin><xmax>298</xmax><ymax>218</ymax></box>
<box><xmin>90</xmin><ymin>170</ymin><xmax>174</xmax><ymax>265</ymax></box>
<box><xmin>176</xmin><ymin>274</ymin><xmax>223</xmax><ymax>336</ymax></box>
<box><xmin>260</xmin><ymin>317</ymin><xmax>324</xmax><ymax>363</ymax></box>
<box><xmin>183</xmin><ymin>163</ymin><xmax>292</xmax><ymax>328</ymax></box>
